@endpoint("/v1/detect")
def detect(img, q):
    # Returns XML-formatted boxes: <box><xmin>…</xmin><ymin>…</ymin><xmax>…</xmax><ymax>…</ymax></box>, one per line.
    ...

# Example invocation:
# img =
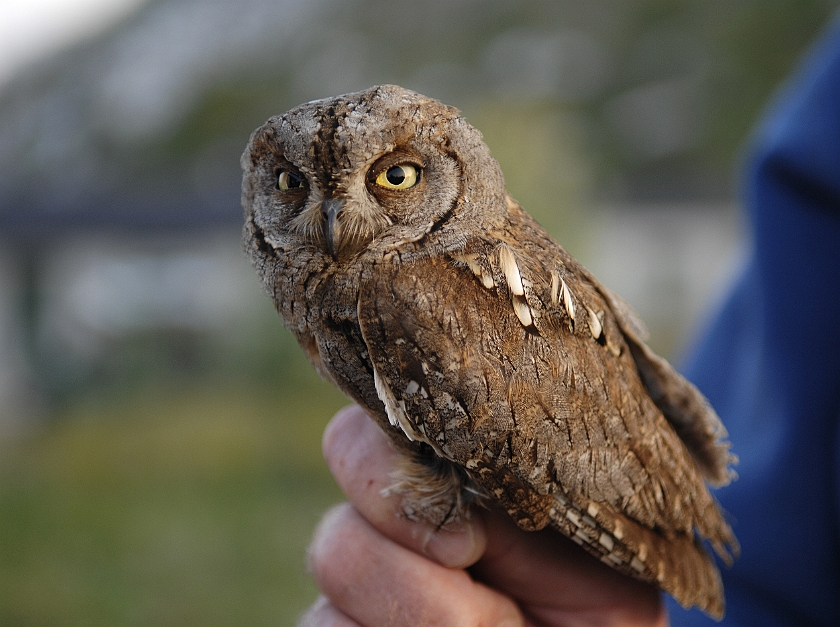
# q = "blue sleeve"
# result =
<box><xmin>667</xmin><ymin>15</ymin><xmax>840</xmax><ymax>627</ymax></box>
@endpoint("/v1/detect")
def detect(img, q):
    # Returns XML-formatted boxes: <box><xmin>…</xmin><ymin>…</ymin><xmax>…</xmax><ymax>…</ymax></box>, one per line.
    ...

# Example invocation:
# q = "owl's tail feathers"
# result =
<box><xmin>651</xmin><ymin>532</ymin><xmax>727</xmax><ymax>621</ymax></box>
<box><xmin>546</xmin><ymin>496</ymin><xmax>727</xmax><ymax>620</ymax></box>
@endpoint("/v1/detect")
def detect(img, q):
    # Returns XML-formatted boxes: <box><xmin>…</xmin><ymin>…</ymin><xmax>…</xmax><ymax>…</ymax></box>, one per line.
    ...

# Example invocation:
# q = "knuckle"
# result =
<box><xmin>307</xmin><ymin>503</ymin><xmax>357</xmax><ymax>587</ymax></box>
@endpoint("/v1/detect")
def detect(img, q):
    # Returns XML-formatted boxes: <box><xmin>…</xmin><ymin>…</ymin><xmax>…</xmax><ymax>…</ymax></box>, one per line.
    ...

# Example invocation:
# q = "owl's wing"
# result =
<box><xmin>356</xmin><ymin>208</ymin><xmax>735</xmax><ymax>617</ymax></box>
<box><xmin>589</xmin><ymin>278</ymin><xmax>736</xmax><ymax>486</ymax></box>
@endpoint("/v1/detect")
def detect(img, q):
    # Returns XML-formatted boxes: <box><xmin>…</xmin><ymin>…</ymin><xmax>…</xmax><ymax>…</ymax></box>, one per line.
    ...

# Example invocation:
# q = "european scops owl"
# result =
<box><xmin>241</xmin><ymin>85</ymin><xmax>738</xmax><ymax>619</ymax></box>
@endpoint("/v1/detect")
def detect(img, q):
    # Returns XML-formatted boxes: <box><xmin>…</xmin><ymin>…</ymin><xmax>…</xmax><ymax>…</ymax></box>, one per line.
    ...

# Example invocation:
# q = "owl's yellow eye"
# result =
<box><xmin>277</xmin><ymin>171</ymin><xmax>304</xmax><ymax>191</ymax></box>
<box><xmin>375</xmin><ymin>164</ymin><xmax>420</xmax><ymax>190</ymax></box>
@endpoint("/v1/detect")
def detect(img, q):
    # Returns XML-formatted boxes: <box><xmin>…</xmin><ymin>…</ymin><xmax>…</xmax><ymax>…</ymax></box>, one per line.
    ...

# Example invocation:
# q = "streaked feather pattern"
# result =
<box><xmin>241</xmin><ymin>84</ymin><xmax>738</xmax><ymax>619</ymax></box>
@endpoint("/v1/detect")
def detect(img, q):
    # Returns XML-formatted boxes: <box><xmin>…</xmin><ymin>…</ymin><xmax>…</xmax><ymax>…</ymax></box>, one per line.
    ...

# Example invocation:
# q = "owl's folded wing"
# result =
<box><xmin>356</xmin><ymin>237</ymin><xmax>733</xmax><ymax>617</ymax></box>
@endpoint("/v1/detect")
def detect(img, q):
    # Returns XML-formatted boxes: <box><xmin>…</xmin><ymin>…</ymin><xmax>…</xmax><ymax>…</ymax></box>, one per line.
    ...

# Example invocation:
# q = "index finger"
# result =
<box><xmin>322</xmin><ymin>405</ymin><xmax>487</xmax><ymax>569</ymax></box>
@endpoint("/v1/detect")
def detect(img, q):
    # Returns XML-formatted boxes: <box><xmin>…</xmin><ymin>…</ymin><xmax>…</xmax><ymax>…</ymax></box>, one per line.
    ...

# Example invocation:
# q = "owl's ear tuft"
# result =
<box><xmin>243</xmin><ymin>123</ymin><xmax>284</xmax><ymax>171</ymax></box>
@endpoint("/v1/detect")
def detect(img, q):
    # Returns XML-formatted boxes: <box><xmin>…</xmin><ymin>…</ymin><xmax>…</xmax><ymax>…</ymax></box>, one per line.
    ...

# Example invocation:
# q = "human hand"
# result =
<box><xmin>301</xmin><ymin>405</ymin><xmax>668</xmax><ymax>627</ymax></box>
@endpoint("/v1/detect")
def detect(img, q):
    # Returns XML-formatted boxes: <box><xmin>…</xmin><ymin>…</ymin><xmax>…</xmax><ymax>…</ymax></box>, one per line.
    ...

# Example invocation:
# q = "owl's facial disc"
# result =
<box><xmin>246</xmin><ymin>85</ymin><xmax>471</xmax><ymax>259</ymax></box>
<box><xmin>309</xmin><ymin>156</ymin><xmax>425</xmax><ymax>259</ymax></box>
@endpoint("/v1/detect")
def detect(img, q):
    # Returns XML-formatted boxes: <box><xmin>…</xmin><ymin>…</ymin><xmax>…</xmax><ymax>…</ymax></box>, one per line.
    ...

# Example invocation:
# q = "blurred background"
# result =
<box><xmin>0</xmin><ymin>0</ymin><xmax>836</xmax><ymax>624</ymax></box>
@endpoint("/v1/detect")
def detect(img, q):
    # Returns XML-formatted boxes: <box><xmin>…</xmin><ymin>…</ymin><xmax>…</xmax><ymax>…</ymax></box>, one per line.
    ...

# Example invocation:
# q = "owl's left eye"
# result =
<box><xmin>375</xmin><ymin>164</ymin><xmax>420</xmax><ymax>190</ymax></box>
<box><xmin>276</xmin><ymin>170</ymin><xmax>304</xmax><ymax>191</ymax></box>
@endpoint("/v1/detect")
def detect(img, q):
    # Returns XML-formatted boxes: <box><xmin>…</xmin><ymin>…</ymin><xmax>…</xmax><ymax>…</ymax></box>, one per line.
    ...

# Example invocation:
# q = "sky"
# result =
<box><xmin>0</xmin><ymin>0</ymin><xmax>146</xmax><ymax>88</ymax></box>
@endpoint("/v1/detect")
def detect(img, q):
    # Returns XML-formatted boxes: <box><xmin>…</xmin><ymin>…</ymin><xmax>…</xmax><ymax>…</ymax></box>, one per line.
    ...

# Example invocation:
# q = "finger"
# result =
<box><xmin>309</xmin><ymin>503</ymin><xmax>523</xmax><ymax>627</ymax></box>
<box><xmin>323</xmin><ymin>405</ymin><xmax>486</xmax><ymax>568</ymax></box>
<box><xmin>298</xmin><ymin>597</ymin><xmax>362</xmax><ymax>627</ymax></box>
<box><xmin>473</xmin><ymin>509</ymin><xmax>666</xmax><ymax>627</ymax></box>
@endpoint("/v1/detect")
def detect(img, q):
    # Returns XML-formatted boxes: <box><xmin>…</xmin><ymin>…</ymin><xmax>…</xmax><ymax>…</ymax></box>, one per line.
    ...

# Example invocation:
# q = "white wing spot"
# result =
<box><xmin>587</xmin><ymin>502</ymin><xmax>600</xmax><ymax>517</ymax></box>
<box><xmin>453</xmin><ymin>252</ymin><xmax>495</xmax><ymax>290</ymax></box>
<box><xmin>561</xmin><ymin>278</ymin><xmax>576</xmax><ymax>322</ymax></box>
<box><xmin>480</xmin><ymin>270</ymin><xmax>495</xmax><ymax>289</ymax></box>
<box><xmin>372</xmin><ymin>365</ymin><xmax>429</xmax><ymax>446</ymax></box>
<box><xmin>499</xmin><ymin>245</ymin><xmax>525</xmax><ymax>296</ymax></box>
<box><xmin>512</xmin><ymin>298</ymin><xmax>534</xmax><ymax>327</ymax></box>
<box><xmin>587</xmin><ymin>307</ymin><xmax>603</xmax><ymax>340</ymax></box>
<box><xmin>463</xmin><ymin>253</ymin><xmax>483</xmax><ymax>276</ymax></box>
<box><xmin>598</xmin><ymin>533</ymin><xmax>614</xmax><ymax>551</ymax></box>
<box><xmin>630</xmin><ymin>557</ymin><xmax>646</xmax><ymax>574</ymax></box>
<box><xmin>496</xmin><ymin>245</ymin><xmax>534</xmax><ymax>327</ymax></box>
<box><xmin>404</xmin><ymin>380</ymin><xmax>420</xmax><ymax>396</ymax></box>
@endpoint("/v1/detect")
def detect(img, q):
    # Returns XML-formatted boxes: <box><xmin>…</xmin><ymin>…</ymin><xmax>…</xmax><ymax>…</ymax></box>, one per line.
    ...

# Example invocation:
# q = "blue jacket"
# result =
<box><xmin>668</xmin><ymin>15</ymin><xmax>840</xmax><ymax>626</ymax></box>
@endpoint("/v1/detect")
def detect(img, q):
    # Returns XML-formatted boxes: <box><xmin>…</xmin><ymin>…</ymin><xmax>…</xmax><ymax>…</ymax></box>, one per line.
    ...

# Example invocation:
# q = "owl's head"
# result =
<box><xmin>242</xmin><ymin>85</ymin><xmax>506</xmax><ymax>263</ymax></box>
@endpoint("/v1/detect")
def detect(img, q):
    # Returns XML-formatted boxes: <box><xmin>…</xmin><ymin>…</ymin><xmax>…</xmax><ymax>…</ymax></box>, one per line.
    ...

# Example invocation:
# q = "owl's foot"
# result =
<box><xmin>382</xmin><ymin>447</ymin><xmax>488</xmax><ymax>530</ymax></box>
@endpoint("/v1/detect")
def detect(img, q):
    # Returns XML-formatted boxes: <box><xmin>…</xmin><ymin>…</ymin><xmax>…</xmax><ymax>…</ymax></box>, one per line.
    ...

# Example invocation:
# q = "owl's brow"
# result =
<box><xmin>310</xmin><ymin>101</ymin><xmax>353</xmax><ymax>192</ymax></box>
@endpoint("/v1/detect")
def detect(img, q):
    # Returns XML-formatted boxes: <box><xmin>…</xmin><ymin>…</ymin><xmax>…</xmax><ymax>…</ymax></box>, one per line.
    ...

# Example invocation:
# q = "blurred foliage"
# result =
<box><xmin>0</xmin><ymin>376</ymin><xmax>346</xmax><ymax>626</ymax></box>
<box><xmin>142</xmin><ymin>0</ymin><xmax>839</xmax><ymax>200</ymax></box>
<box><xmin>1</xmin><ymin>0</ymin><xmax>839</xmax><ymax>624</ymax></box>
<box><xmin>4</xmin><ymin>266</ymin><xmax>350</xmax><ymax>624</ymax></box>
<box><xmin>2</xmin><ymin>0</ymin><xmax>836</xmax><ymax>220</ymax></box>
<box><xmin>468</xmin><ymin>102</ymin><xmax>593</xmax><ymax>247</ymax></box>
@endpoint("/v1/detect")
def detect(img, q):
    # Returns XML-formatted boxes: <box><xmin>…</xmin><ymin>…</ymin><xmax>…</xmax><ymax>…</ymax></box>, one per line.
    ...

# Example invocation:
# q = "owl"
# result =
<box><xmin>241</xmin><ymin>85</ymin><xmax>738</xmax><ymax>619</ymax></box>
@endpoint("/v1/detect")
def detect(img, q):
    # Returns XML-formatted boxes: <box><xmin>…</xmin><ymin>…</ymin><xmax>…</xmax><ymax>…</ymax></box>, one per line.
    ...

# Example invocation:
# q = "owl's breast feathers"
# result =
<box><xmin>344</xmin><ymin>198</ymin><xmax>736</xmax><ymax>618</ymax></box>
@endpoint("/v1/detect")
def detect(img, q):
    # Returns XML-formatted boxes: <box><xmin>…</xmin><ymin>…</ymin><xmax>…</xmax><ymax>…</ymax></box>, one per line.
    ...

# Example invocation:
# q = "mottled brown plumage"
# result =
<box><xmin>241</xmin><ymin>85</ymin><xmax>738</xmax><ymax>619</ymax></box>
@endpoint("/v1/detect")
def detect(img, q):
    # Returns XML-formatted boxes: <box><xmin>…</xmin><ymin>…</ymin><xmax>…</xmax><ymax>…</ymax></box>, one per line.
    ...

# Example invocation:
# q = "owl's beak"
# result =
<box><xmin>322</xmin><ymin>198</ymin><xmax>343</xmax><ymax>256</ymax></box>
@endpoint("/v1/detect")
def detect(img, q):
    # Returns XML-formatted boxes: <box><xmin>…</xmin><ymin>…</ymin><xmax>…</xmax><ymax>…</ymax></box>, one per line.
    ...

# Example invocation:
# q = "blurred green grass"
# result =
<box><xmin>0</xmin><ymin>375</ymin><xmax>347</xmax><ymax>626</ymax></box>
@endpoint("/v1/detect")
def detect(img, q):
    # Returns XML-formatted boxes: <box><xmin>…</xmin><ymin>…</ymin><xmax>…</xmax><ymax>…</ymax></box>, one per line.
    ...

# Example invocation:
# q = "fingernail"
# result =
<box><xmin>423</xmin><ymin>523</ymin><xmax>480</xmax><ymax>568</ymax></box>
